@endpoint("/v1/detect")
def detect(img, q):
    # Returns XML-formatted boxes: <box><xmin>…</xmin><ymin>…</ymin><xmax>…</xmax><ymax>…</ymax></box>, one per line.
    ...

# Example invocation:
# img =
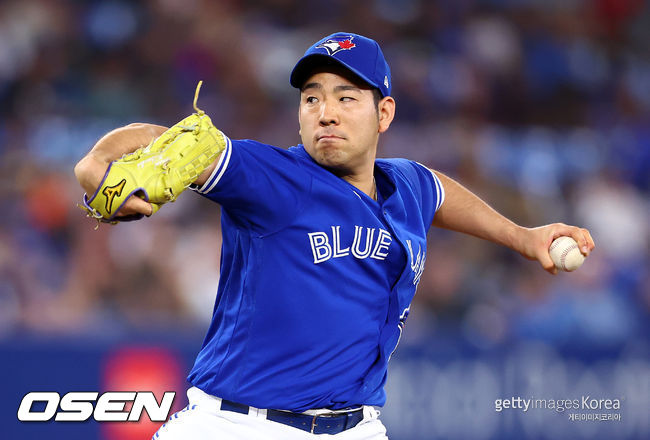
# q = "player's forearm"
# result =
<box><xmin>92</xmin><ymin>122</ymin><xmax>222</xmax><ymax>187</ymax></box>
<box><xmin>74</xmin><ymin>123</ymin><xmax>168</xmax><ymax>195</ymax></box>
<box><xmin>431</xmin><ymin>171</ymin><xmax>522</xmax><ymax>250</ymax></box>
<box><xmin>88</xmin><ymin>123</ymin><xmax>169</xmax><ymax>162</ymax></box>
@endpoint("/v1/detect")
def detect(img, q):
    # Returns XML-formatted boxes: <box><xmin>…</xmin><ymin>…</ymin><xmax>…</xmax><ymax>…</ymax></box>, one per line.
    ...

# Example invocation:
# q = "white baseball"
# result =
<box><xmin>549</xmin><ymin>236</ymin><xmax>585</xmax><ymax>272</ymax></box>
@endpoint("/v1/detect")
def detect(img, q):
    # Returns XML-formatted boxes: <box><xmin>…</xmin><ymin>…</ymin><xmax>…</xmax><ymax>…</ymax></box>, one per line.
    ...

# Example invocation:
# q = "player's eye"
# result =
<box><xmin>305</xmin><ymin>96</ymin><xmax>318</xmax><ymax>104</ymax></box>
<box><xmin>340</xmin><ymin>96</ymin><xmax>355</xmax><ymax>102</ymax></box>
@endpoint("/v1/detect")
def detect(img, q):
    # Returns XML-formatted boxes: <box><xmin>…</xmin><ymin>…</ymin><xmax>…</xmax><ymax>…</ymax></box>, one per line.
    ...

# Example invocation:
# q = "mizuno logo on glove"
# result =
<box><xmin>102</xmin><ymin>179</ymin><xmax>126</xmax><ymax>214</ymax></box>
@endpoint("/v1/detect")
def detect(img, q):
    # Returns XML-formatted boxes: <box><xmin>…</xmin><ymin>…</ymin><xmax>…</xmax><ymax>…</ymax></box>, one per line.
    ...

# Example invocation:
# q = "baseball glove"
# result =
<box><xmin>80</xmin><ymin>81</ymin><xmax>226</xmax><ymax>225</ymax></box>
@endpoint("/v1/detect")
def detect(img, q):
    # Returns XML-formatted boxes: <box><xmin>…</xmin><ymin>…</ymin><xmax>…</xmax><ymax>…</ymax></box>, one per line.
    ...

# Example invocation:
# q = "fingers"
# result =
<box><xmin>537</xmin><ymin>249</ymin><xmax>558</xmax><ymax>275</ymax></box>
<box><xmin>548</xmin><ymin>223</ymin><xmax>595</xmax><ymax>257</ymax></box>
<box><xmin>538</xmin><ymin>223</ymin><xmax>594</xmax><ymax>275</ymax></box>
<box><xmin>581</xmin><ymin>228</ymin><xmax>595</xmax><ymax>255</ymax></box>
<box><xmin>567</xmin><ymin>227</ymin><xmax>595</xmax><ymax>257</ymax></box>
<box><xmin>116</xmin><ymin>195</ymin><xmax>153</xmax><ymax>217</ymax></box>
<box><xmin>531</xmin><ymin>223</ymin><xmax>594</xmax><ymax>275</ymax></box>
<box><xmin>149</xmin><ymin>203</ymin><xmax>161</xmax><ymax>216</ymax></box>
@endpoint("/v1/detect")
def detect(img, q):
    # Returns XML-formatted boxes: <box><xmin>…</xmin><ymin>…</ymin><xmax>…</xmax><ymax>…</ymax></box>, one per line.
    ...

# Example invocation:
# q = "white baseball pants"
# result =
<box><xmin>153</xmin><ymin>387</ymin><xmax>389</xmax><ymax>440</ymax></box>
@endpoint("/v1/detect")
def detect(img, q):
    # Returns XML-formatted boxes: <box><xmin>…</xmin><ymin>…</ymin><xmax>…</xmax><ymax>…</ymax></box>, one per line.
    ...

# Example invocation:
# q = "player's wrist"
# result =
<box><xmin>193</xmin><ymin>160</ymin><xmax>218</xmax><ymax>186</ymax></box>
<box><xmin>508</xmin><ymin>224</ymin><xmax>531</xmax><ymax>257</ymax></box>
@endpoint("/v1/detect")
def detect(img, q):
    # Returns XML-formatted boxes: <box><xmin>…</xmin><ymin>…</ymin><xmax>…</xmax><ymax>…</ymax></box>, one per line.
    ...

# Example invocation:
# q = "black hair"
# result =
<box><xmin>372</xmin><ymin>88</ymin><xmax>382</xmax><ymax>108</ymax></box>
<box><xmin>371</xmin><ymin>88</ymin><xmax>383</xmax><ymax>117</ymax></box>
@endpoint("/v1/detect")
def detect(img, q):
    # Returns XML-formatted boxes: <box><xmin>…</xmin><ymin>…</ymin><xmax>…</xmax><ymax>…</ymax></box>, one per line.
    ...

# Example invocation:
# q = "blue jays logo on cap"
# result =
<box><xmin>290</xmin><ymin>32</ymin><xmax>392</xmax><ymax>97</ymax></box>
<box><xmin>315</xmin><ymin>36</ymin><xmax>356</xmax><ymax>56</ymax></box>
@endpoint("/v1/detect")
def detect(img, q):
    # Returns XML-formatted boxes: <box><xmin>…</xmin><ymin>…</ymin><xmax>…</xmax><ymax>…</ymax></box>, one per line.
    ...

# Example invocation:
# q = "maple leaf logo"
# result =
<box><xmin>338</xmin><ymin>39</ymin><xmax>355</xmax><ymax>50</ymax></box>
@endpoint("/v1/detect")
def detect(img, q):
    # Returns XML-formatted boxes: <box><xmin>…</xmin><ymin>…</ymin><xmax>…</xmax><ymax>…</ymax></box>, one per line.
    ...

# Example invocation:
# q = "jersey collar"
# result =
<box><xmin>290</xmin><ymin>144</ymin><xmax>397</xmax><ymax>201</ymax></box>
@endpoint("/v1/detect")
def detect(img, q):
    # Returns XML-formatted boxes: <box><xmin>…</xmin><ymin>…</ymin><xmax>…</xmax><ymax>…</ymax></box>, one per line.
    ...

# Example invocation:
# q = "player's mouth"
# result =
<box><xmin>316</xmin><ymin>133</ymin><xmax>345</xmax><ymax>143</ymax></box>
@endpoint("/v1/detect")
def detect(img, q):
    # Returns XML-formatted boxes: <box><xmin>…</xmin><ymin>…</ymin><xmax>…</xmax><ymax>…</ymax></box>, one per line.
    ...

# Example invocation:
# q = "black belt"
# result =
<box><xmin>220</xmin><ymin>399</ymin><xmax>364</xmax><ymax>435</ymax></box>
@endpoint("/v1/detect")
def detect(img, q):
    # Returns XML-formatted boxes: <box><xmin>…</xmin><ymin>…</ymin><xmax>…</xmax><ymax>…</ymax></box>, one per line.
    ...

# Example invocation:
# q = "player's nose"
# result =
<box><xmin>319</xmin><ymin>98</ymin><xmax>340</xmax><ymax>126</ymax></box>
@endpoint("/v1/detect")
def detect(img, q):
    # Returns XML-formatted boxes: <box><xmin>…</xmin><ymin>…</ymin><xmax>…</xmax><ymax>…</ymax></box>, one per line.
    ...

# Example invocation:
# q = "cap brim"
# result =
<box><xmin>290</xmin><ymin>54</ymin><xmax>382</xmax><ymax>95</ymax></box>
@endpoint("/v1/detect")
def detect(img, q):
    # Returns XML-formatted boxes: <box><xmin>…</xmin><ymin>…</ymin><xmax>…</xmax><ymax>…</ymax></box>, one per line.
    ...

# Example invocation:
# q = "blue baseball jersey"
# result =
<box><xmin>188</xmin><ymin>136</ymin><xmax>444</xmax><ymax>412</ymax></box>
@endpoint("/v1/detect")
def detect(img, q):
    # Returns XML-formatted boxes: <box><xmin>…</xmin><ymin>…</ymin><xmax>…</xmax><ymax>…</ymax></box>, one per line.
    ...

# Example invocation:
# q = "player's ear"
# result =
<box><xmin>378</xmin><ymin>96</ymin><xmax>395</xmax><ymax>133</ymax></box>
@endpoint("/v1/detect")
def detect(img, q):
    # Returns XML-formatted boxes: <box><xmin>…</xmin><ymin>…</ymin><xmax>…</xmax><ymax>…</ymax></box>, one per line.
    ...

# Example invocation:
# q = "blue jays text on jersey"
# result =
<box><xmin>188</xmin><ymin>137</ymin><xmax>444</xmax><ymax>413</ymax></box>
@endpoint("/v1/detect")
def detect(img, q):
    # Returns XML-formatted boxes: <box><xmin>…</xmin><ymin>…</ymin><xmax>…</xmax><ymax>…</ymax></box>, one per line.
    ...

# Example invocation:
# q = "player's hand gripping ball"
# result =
<box><xmin>80</xmin><ymin>81</ymin><xmax>226</xmax><ymax>225</ymax></box>
<box><xmin>549</xmin><ymin>236</ymin><xmax>586</xmax><ymax>272</ymax></box>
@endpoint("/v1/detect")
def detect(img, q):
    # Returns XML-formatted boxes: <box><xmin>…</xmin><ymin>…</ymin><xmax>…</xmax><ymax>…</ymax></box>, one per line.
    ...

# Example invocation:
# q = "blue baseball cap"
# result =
<box><xmin>290</xmin><ymin>32</ymin><xmax>392</xmax><ymax>97</ymax></box>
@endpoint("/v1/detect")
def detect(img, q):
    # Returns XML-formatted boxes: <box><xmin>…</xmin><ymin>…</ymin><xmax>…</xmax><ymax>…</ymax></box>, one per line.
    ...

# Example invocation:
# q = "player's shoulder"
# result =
<box><xmin>233</xmin><ymin>138</ymin><xmax>288</xmax><ymax>154</ymax></box>
<box><xmin>376</xmin><ymin>157</ymin><xmax>433</xmax><ymax>182</ymax></box>
<box><xmin>376</xmin><ymin>157</ymin><xmax>441</xmax><ymax>199</ymax></box>
<box><xmin>233</xmin><ymin>139</ymin><xmax>309</xmax><ymax>161</ymax></box>
<box><xmin>377</xmin><ymin>157</ymin><xmax>444</xmax><ymax>217</ymax></box>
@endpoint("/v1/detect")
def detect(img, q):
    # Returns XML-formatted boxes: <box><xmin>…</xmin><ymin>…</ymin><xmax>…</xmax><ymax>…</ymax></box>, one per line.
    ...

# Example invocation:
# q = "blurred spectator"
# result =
<box><xmin>0</xmin><ymin>0</ymin><xmax>647</xmax><ymax>353</ymax></box>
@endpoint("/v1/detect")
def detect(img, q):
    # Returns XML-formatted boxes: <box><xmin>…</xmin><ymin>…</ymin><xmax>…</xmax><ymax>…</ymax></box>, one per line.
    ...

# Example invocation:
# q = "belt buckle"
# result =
<box><xmin>310</xmin><ymin>414</ymin><xmax>319</xmax><ymax>434</ymax></box>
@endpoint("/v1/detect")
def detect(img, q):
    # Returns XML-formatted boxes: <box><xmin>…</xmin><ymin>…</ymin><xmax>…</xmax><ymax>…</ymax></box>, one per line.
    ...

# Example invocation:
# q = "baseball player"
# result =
<box><xmin>74</xmin><ymin>33</ymin><xmax>595</xmax><ymax>439</ymax></box>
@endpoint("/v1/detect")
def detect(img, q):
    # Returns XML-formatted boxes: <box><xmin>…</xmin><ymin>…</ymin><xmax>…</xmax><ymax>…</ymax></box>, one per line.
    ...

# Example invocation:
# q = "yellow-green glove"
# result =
<box><xmin>80</xmin><ymin>81</ymin><xmax>226</xmax><ymax>224</ymax></box>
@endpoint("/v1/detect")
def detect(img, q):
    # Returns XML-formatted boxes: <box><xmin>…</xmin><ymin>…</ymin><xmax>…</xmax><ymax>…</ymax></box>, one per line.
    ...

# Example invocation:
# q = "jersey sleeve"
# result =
<box><xmin>190</xmin><ymin>136</ymin><xmax>310</xmax><ymax>234</ymax></box>
<box><xmin>414</xmin><ymin>161</ymin><xmax>445</xmax><ymax>213</ymax></box>
<box><xmin>388</xmin><ymin>159</ymin><xmax>445</xmax><ymax>227</ymax></box>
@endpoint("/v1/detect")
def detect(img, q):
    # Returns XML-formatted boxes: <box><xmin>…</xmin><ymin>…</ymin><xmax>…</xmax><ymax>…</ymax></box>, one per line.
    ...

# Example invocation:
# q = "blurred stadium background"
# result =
<box><xmin>0</xmin><ymin>0</ymin><xmax>648</xmax><ymax>439</ymax></box>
